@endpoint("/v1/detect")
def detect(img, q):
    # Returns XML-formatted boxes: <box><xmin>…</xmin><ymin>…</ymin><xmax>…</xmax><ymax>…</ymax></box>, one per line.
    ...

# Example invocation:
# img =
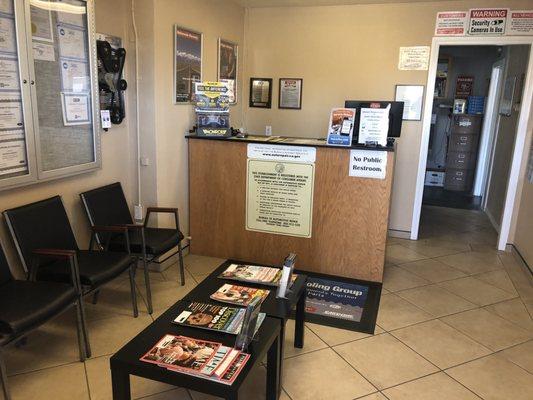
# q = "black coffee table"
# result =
<box><xmin>110</xmin><ymin>300</ymin><xmax>282</xmax><ymax>400</ymax></box>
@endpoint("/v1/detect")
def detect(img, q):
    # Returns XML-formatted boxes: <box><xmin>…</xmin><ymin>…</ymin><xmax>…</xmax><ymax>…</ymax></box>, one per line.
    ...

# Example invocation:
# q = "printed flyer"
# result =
<box><xmin>326</xmin><ymin>108</ymin><xmax>356</xmax><ymax>146</ymax></box>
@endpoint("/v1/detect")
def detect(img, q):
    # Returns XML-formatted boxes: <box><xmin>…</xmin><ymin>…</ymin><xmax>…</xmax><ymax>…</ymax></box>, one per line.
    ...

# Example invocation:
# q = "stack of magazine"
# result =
<box><xmin>173</xmin><ymin>302</ymin><xmax>266</xmax><ymax>335</ymax></box>
<box><xmin>219</xmin><ymin>263</ymin><xmax>296</xmax><ymax>287</ymax></box>
<box><xmin>210</xmin><ymin>284</ymin><xmax>269</xmax><ymax>306</ymax></box>
<box><xmin>141</xmin><ymin>334</ymin><xmax>249</xmax><ymax>385</ymax></box>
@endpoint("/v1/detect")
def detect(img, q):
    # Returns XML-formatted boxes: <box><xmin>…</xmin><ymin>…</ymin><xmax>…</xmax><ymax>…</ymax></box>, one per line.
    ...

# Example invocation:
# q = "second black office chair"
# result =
<box><xmin>80</xmin><ymin>182</ymin><xmax>187</xmax><ymax>315</ymax></box>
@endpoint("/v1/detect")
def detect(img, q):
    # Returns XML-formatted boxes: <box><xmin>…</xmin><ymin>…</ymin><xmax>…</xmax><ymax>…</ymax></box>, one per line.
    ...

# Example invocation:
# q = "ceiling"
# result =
<box><xmin>233</xmin><ymin>0</ymin><xmax>443</xmax><ymax>7</ymax></box>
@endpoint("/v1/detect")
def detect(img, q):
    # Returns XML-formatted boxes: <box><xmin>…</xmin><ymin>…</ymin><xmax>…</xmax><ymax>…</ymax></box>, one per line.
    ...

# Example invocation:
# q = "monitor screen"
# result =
<box><xmin>344</xmin><ymin>100</ymin><xmax>405</xmax><ymax>139</ymax></box>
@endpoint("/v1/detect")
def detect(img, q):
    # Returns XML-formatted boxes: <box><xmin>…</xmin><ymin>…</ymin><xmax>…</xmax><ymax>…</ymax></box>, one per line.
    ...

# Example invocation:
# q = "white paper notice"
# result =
<box><xmin>61</xmin><ymin>93</ymin><xmax>90</xmax><ymax>125</ymax></box>
<box><xmin>0</xmin><ymin>0</ymin><xmax>14</xmax><ymax>15</ymax></box>
<box><xmin>57</xmin><ymin>10</ymin><xmax>86</xmax><ymax>28</ymax></box>
<box><xmin>349</xmin><ymin>150</ymin><xmax>388</xmax><ymax>180</ymax></box>
<box><xmin>30</xmin><ymin>5</ymin><xmax>54</xmax><ymax>42</ymax></box>
<box><xmin>57</xmin><ymin>25</ymin><xmax>87</xmax><ymax>60</ymax></box>
<box><xmin>0</xmin><ymin>56</ymin><xmax>19</xmax><ymax>91</ymax></box>
<box><xmin>246</xmin><ymin>159</ymin><xmax>314</xmax><ymax>238</ymax></box>
<box><xmin>0</xmin><ymin>16</ymin><xmax>16</xmax><ymax>54</ymax></box>
<box><xmin>358</xmin><ymin>106</ymin><xmax>389</xmax><ymax>146</ymax></box>
<box><xmin>60</xmin><ymin>59</ymin><xmax>89</xmax><ymax>92</ymax></box>
<box><xmin>468</xmin><ymin>8</ymin><xmax>508</xmax><ymax>36</ymax></box>
<box><xmin>435</xmin><ymin>11</ymin><xmax>468</xmax><ymax>36</ymax></box>
<box><xmin>396</xmin><ymin>85</ymin><xmax>424</xmax><ymax>120</ymax></box>
<box><xmin>0</xmin><ymin>93</ymin><xmax>23</xmax><ymax>130</ymax></box>
<box><xmin>33</xmin><ymin>42</ymin><xmax>56</xmax><ymax>61</ymax></box>
<box><xmin>247</xmin><ymin>143</ymin><xmax>316</xmax><ymax>163</ymax></box>
<box><xmin>507</xmin><ymin>11</ymin><xmax>533</xmax><ymax>35</ymax></box>
<box><xmin>398</xmin><ymin>46</ymin><xmax>430</xmax><ymax>70</ymax></box>
<box><xmin>0</xmin><ymin>139</ymin><xmax>27</xmax><ymax>175</ymax></box>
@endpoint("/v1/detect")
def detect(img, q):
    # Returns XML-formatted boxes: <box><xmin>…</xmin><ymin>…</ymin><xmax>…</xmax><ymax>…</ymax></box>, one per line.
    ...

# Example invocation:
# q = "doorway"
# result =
<box><xmin>411</xmin><ymin>36</ymin><xmax>533</xmax><ymax>250</ymax></box>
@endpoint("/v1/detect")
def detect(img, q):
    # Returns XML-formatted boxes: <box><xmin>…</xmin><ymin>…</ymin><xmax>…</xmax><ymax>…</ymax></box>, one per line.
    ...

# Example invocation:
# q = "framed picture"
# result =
<box><xmin>174</xmin><ymin>25</ymin><xmax>202</xmax><ymax>104</ymax></box>
<box><xmin>278</xmin><ymin>78</ymin><xmax>302</xmax><ymax>109</ymax></box>
<box><xmin>217</xmin><ymin>38</ymin><xmax>238</xmax><ymax>104</ymax></box>
<box><xmin>249</xmin><ymin>78</ymin><xmax>272</xmax><ymax>108</ymax></box>
<box><xmin>395</xmin><ymin>85</ymin><xmax>424</xmax><ymax>121</ymax></box>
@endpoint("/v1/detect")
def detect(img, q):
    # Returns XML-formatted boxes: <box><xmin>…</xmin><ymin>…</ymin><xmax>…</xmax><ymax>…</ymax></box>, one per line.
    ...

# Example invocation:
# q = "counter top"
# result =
<box><xmin>186</xmin><ymin>134</ymin><xmax>395</xmax><ymax>152</ymax></box>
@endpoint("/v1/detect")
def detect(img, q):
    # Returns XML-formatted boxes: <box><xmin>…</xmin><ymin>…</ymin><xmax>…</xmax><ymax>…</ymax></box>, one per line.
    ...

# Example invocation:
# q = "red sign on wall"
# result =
<box><xmin>455</xmin><ymin>76</ymin><xmax>474</xmax><ymax>98</ymax></box>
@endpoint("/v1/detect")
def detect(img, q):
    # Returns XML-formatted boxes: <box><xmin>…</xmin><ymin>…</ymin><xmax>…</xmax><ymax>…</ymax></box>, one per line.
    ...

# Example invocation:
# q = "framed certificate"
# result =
<box><xmin>395</xmin><ymin>85</ymin><xmax>424</xmax><ymax>121</ymax></box>
<box><xmin>278</xmin><ymin>78</ymin><xmax>302</xmax><ymax>110</ymax></box>
<box><xmin>249</xmin><ymin>78</ymin><xmax>272</xmax><ymax>108</ymax></box>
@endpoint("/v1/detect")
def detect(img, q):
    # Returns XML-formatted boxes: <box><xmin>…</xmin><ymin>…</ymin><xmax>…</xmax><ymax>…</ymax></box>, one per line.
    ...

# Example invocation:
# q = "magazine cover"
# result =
<box><xmin>219</xmin><ymin>264</ymin><xmax>282</xmax><ymax>286</ymax></box>
<box><xmin>210</xmin><ymin>284</ymin><xmax>270</xmax><ymax>306</ymax></box>
<box><xmin>173</xmin><ymin>303</ymin><xmax>244</xmax><ymax>334</ymax></box>
<box><xmin>326</xmin><ymin>108</ymin><xmax>356</xmax><ymax>146</ymax></box>
<box><xmin>218</xmin><ymin>352</ymin><xmax>250</xmax><ymax>385</ymax></box>
<box><xmin>140</xmin><ymin>334</ymin><xmax>220</xmax><ymax>373</ymax></box>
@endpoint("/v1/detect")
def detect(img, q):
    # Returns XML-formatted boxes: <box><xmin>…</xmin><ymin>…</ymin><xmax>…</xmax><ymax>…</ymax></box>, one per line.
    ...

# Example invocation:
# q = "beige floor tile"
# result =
<box><xmin>85</xmin><ymin>355</ymin><xmax>177</xmax><ymax>400</ymax></box>
<box><xmin>392</xmin><ymin>320</ymin><xmax>491</xmax><ymax>369</ymax></box>
<box><xmin>436</xmin><ymin>251</ymin><xmax>503</xmax><ymax>275</ymax></box>
<box><xmin>377</xmin><ymin>293</ymin><xmax>433</xmax><ymax>331</ymax></box>
<box><xmin>474</xmin><ymin>269</ymin><xmax>518</xmax><ymax>295</ymax></box>
<box><xmin>383</xmin><ymin>265</ymin><xmax>430</xmax><ymax>292</ymax></box>
<box><xmin>399</xmin><ymin>259</ymin><xmax>467</xmax><ymax>283</ymax></box>
<box><xmin>438</xmin><ymin>277</ymin><xmax>517</xmax><ymax>306</ymax></box>
<box><xmin>398</xmin><ymin>239</ymin><xmax>471</xmax><ymax>258</ymax></box>
<box><xmin>184</xmin><ymin>254</ymin><xmax>226</xmax><ymax>277</ymax></box>
<box><xmin>442</xmin><ymin>308</ymin><xmax>532</xmax><ymax>351</ymax></box>
<box><xmin>383</xmin><ymin>372</ymin><xmax>481</xmax><ymax>400</ymax></box>
<box><xmin>484</xmin><ymin>298</ymin><xmax>533</xmax><ymax>332</ymax></box>
<box><xmin>334</xmin><ymin>333</ymin><xmax>438</xmax><ymax>390</ymax></box>
<box><xmin>138</xmin><ymin>276</ymin><xmax>198</xmax><ymax>312</ymax></box>
<box><xmin>447</xmin><ymin>355</ymin><xmax>533</xmax><ymax>400</ymax></box>
<box><xmin>88</xmin><ymin>313</ymin><xmax>154</xmax><ymax>357</ymax></box>
<box><xmin>283</xmin><ymin>320</ymin><xmax>327</xmax><ymax>358</ymax></box>
<box><xmin>143</xmin><ymin>389</ymin><xmax>191</xmax><ymax>399</ymax></box>
<box><xmin>282</xmin><ymin>348</ymin><xmax>375</xmax><ymax>399</ymax></box>
<box><xmin>306</xmin><ymin>322</ymin><xmax>384</xmax><ymax>346</ymax></box>
<box><xmin>87</xmin><ymin>277</ymin><xmax>145</xmax><ymax>317</ymax></box>
<box><xmin>357</xmin><ymin>394</ymin><xmax>387</xmax><ymax>400</ymax></box>
<box><xmin>385</xmin><ymin>245</ymin><xmax>427</xmax><ymax>265</ymax></box>
<box><xmin>396</xmin><ymin>285</ymin><xmax>476</xmax><ymax>318</ymax></box>
<box><xmin>500</xmin><ymin>340</ymin><xmax>533</xmax><ymax>373</ymax></box>
<box><xmin>8</xmin><ymin>362</ymin><xmax>90</xmax><ymax>400</ymax></box>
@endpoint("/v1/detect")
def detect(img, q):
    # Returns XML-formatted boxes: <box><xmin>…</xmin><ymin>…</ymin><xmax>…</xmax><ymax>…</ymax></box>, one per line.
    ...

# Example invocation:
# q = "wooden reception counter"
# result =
<box><xmin>187</xmin><ymin>135</ymin><xmax>395</xmax><ymax>283</ymax></box>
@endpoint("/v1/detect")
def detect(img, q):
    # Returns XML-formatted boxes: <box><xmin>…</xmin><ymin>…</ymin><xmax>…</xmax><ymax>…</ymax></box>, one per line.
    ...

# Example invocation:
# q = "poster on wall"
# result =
<box><xmin>174</xmin><ymin>26</ymin><xmax>202</xmax><ymax>103</ymax></box>
<box><xmin>455</xmin><ymin>76</ymin><xmax>474</xmax><ymax>98</ymax></box>
<box><xmin>395</xmin><ymin>85</ymin><xmax>424</xmax><ymax>121</ymax></box>
<box><xmin>435</xmin><ymin>11</ymin><xmax>468</xmax><ymax>36</ymax></box>
<box><xmin>468</xmin><ymin>8</ymin><xmax>508</xmax><ymax>36</ymax></box>
<box><xmin>398</xmin><ymin>46</ymin><xmax>430</xmax><ymax>70</ymax></box>
<box><xmin>217</xmin><ymin>38</ymin><xmax>237</xmax><ymax>104</ymax></box>
<box><xmin>507</xmin><ymin>11</ymin><xmax>533</xmax><ymax>35</ymax></box>
<box><xmin>279</xmin><ymin>78</ymin><xmax>303</xmax><ymax>110</ymax></box>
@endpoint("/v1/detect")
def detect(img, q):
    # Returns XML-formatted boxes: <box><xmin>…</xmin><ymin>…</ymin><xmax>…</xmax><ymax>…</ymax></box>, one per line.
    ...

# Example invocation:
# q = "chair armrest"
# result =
<box><xmin>91</xmin><ymin>225</ymin><xmax>128</xmax><ymax>233</ymax></box>
<box><xmin>90</xmin><ymin>225</ymin><xmax>130</xmax><ymax>253</ymax></box>
<box><xmin>145</xmin><ymin>207</ymin><xmax>181</xmax><ymax>230</ymax></box>
<box><xmin>31</xmin><ymin>249</ymin><xmax>81</xmax><ymax>291</ymax></box>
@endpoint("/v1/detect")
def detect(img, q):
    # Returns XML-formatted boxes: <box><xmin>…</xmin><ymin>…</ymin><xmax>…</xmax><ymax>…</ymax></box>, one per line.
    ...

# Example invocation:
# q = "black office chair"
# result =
<box><xmin>80</xmin><ymin>182</ymin><xmax>186</xmax><ymax>315</ymax></box>
<box><xmin>3</xmin><ymin>196</ymin><xmax>140</xmax><ymax>356</ymax></box>
<box><xmin>0</xmin><ymin>241</ymin><xmax>89</xmax><ymax>400</ymax></box>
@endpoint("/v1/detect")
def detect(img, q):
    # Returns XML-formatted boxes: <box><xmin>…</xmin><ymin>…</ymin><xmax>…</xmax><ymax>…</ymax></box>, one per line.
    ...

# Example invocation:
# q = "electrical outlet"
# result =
<box><xmin>134</xmin><ymin>204</ymin><xmax>143</xmax><ymax>221</ymax></box>
<box><xmin>140</xmin><ymin>157</ymin><xmax>150</xmax><ymax>166</ymax></box>
<box><xmin>265</xmin><ymin>125</ymin><xmax>272</xmax><ymax>136</ymax></box>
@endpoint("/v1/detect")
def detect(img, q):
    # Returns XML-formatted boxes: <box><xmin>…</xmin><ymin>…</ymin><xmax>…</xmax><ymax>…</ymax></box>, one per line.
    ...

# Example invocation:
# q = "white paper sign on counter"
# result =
<box><xmin>349</xmin><ymin>150</ymin><xmax>388</xmax><ymax>180</ymax></box>
<box><xmin>247</xmin><ymin>143</ymin><xmax>316</xmax><ymax>163</ymax></box>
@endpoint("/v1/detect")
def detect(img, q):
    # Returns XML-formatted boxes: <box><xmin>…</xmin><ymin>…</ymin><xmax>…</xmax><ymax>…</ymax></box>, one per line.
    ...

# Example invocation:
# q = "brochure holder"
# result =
<box><xmin>276</xmin><ymin>253</ymin><xmax>297</xmax><ymax>299</ymax></box>
<box><xmin>234</xmin><ymin>297</ymin><xmax>262</xmax><ymax>352</ymax></box>
<box><xmin>194</xmin><ymin>81</ymin><xmax>231</xmax><ymax>137</ymax></box>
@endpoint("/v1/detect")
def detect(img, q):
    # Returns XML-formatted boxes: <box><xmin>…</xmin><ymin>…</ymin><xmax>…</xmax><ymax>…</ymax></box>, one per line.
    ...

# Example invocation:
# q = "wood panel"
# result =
<box><xmin>188</xmin><ymin>139</ymin><xmax>394</xmax><ymax>282</ymax></box>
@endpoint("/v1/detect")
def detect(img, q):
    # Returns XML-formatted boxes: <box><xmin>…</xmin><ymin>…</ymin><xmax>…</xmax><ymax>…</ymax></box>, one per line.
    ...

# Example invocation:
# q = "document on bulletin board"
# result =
<box><xmin>246</xmin><ymin>159</ymin><xmax>314</xmax><ymax>238</ymax></box>
<box><xmin>57</xmin><ymin>25</ymin><xmax>87</xmax><ymax>60</ymax></box>
<box><xmin>0</xmin><ymin>16</ymin><xmax>16</xmax><ymax>54</ymax></box>
<box><xmin>61</xmin><ymin>93</ymin><xmax>90</xmax><ymax>125</ymax></box>
<box><xmin>0</xmin><ymin>93</ymin><xmax>23</xmax><ymax>130</ymax></box>
<box><xmin>0</xmin><ymin>56</ymin><xmax>20</xmax><ymax>91</ymax></box>
<box><xmin>60</xmin><ymin>59</ymin><xmax>89</xmax><ymax>92</ymax></box>
<box><xmin>33</xmin><ymin>42</ymin><xmax>56</xmax><ymax>61</ymax></box>
<box><xmin>30</xmin><ymin>4</ymin><xmax>54</xmax><ymax>42</ymax></box>
<box><xmin>0</xmin><ymin>0</ymin><xmax>14</xmax><ymax>15</ymax></box>
<box><xmin>0</xmin><ymin>139</ymin><xmax>27</xmax><ymax>176</ymax></box>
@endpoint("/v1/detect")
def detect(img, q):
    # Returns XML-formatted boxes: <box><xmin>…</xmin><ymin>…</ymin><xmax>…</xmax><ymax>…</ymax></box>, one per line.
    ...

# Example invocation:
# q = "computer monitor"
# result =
<box><xmin>344</xmin><ymin>100</ymin><xmax>405</xmax><ymax>140</ymax></box>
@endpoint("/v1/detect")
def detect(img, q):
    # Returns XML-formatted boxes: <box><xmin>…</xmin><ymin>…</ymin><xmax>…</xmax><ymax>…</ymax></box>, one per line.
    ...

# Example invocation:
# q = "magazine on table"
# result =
<box><xmin>173</xmin><ymin>302</ymin><xmax>265</xmax><ymax>335</ymax></box>
<box><xmin>219</xmin><ymin>263</ymin><xmax>297</xmax><ymax>287</ymax></box>
<box><xmin>210</xmin><ymin>283</ymin><xmax>270</xmax><ymax>306</ymax></box>
<box><xmin>140</xmin><ymin>334</ymin><xmax>220</xmax><ymax>373</ymax></box>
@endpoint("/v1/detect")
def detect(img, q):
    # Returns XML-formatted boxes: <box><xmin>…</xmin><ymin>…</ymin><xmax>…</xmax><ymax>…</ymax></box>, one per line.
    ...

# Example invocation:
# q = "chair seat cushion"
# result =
<box><xmin>37</xmin><ymin>250</ymin><xmax>134</xmax><ymax>288</ymax></box>
<box><xmin>0</xmin><ymin>280</ymin><xmax>77</xmax><ymax>336</ymax></box>
<box><xmin>109</xmin><ymin>228</ymin><xmax>184</xmax><ymax>256</ymax></box>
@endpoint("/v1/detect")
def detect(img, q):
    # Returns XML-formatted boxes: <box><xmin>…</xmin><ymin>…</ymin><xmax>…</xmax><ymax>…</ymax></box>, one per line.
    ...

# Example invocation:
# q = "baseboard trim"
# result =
<box><xmin>388</xmin><ymin>229</ymin><xmax>412</xmax><ymax>239</ymax></box>
<box><xmin>509</xmin><ymin>244</ymin><xmax>533</xmax><ymax>277</ymax></box>
<box><xmin>485</xmin><ymin>208</ymin><xmax>501</xmax><ymax>232</ymax></box>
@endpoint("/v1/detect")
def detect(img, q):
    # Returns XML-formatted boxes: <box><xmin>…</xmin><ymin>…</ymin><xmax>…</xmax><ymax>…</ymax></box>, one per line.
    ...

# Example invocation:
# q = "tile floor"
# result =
<box><xmin>4</xmin><ymin>205</ymin><xmax>533</xmax><ymax>399</ymax></box>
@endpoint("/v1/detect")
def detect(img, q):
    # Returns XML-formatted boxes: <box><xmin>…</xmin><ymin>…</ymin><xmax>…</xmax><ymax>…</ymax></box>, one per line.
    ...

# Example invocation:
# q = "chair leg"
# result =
<box><xmin>0</xmin><ymin>350</ymin><xmax>11</xmax><ymax>400</ymax></box>
<box><xmin>78</xmin><ymin>295</ymin><xmax>91</xmax><ymax>358</ymax></box>
<box><xmin>74</xmin><ymin>301</ymin><xmax>87</xmax><ymax>362</ymax></box>
<box><xmin>178</xmin><ymin>243</ymin><xmax>185</xmax><ymax>286</ymax></box>
<box><xmin>142</xmin><ymin>256</ymin><xmax>153</xmax><ymax>315</ymax></box>
<box><xmin>129</xmin><ymin>266</ymin><xmax>139</xmax><ymax>318</ymax></box>
<box><xmin>91</xmin><ymin>290</ymin><xmax>100</xmax><ymax>305</ymax></box>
